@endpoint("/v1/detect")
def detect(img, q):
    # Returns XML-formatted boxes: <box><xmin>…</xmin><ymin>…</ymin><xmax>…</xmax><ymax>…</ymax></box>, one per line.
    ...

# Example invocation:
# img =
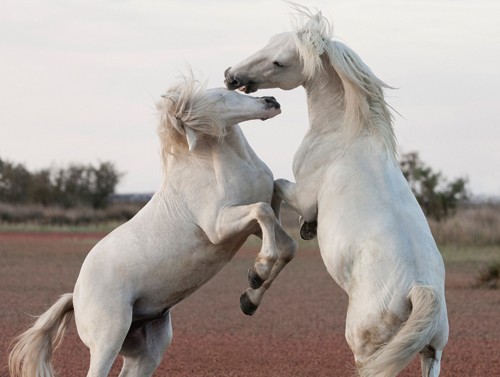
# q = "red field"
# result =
<box><xmin>1</xmin><ymin>231</ymin><xmax>499</xmax><ymax>376</ymax></box>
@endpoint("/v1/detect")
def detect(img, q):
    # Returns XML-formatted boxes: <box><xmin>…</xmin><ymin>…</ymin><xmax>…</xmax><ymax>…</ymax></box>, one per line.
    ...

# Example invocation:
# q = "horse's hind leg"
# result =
<box><xmin>119</xmin><ymin>311</ymin><xmax>173</xmax><ymax>377</ymax></box>
<box><xmin>85</xmin><ymin>323</ymin><xmax>129</xmax><ymax>377</ymax></box>
<box><xmin>419</xmin><ymin>346</ymin><xmax>442</xmax><ymax>377</ymax></box>
<box><xmin>75</xmin><ymin>299</ymin><xmax>132</xmax><ymax>377</ymax></box>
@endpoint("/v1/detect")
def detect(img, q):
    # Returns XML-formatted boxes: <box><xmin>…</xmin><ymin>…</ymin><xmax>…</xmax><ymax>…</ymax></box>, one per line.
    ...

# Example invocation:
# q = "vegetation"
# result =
<box><xmin>1</xmin><ymin>152</ymin><xmax>497</xmax><ymax>250</ymax></box>
<box><xmin>0</xmin><ymin>202</ymin><xmax>144</xmax><ymax>228</ymax></box>
<box><xmin>428</xmin><ymin>202</ymin><xmax>500</xmax><ymax>246</ymax></box>
<box><xmin>476</xmin><ymin>261</ymin><xmax>500</xmax><ymax>289</ymax></box>
<box><xmin>0</xmin><ymin>157</ymin><xmax>122</xmax><ymax>209</ymax></box>
<box><xmin>399</xmin><ymin>152</ymin><xmax>468</xmax><ymax>220</ymax></box>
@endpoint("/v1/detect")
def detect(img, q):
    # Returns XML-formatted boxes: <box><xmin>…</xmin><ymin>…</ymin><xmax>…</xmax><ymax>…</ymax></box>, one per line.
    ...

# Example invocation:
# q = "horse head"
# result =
<box><xmin>225</xmin><ymin>5</ymin><xmax>332</xmax><ymax>93</ymax></box>
<box><xmin>224</xmin><ymin>32</ymin><xmax>306</xmax><ymax>93</ymax></box>
<box><xmin>158</xmin><ymin>76</ymin><xmax>281</xmax><ymax>152</ymax></box>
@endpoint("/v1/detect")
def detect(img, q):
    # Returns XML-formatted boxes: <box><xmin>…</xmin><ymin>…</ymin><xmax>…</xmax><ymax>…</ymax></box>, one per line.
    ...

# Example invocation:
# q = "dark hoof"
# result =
<box><xmin>300</xmin><ymin>220</ymin><xmax>317</xmax><ymax>240</ymax></box>
<box><xmin>240</xmin><ymin>292</ymin><xmax>258</xmax><ymax>316</ymax></box>
<box><xmin>248</xmin><ymin>267</ymin><xmax>264</xmax><ymax>289</ymax></box>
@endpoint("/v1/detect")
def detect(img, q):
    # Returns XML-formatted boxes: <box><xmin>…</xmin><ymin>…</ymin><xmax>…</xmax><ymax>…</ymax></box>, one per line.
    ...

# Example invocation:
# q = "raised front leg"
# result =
<box><xmin>240</xmin><ymin>222</ymin><xmax>297</xmax><ymax>315</ymax></box>
<box><xmin>212</xmin><ymin>202</ymin><xmax>297</xmax><ymax>315</ymax></box>
<box><xmin>274</xmin><ymin>178</ymin><xmax>318</xmax><ymax>240</ymax></box>
<box><xmin>214</xmin><ymin>203</ymin><xmax>280</xmax><ymax>288</ymax></box>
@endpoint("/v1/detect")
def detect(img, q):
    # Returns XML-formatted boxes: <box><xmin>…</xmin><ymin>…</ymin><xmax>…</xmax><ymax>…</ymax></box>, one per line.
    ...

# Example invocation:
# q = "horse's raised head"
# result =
<box><xmin>224</xmin><ymin>4</ymin><xmax>332</xmax><ymax>93</ymax></box>
<box><xmin>224</xmin><ymin>32</ymin><xmax>304</xmax><ymax>93</ymax></box>
<box><xmin>158</xmin><ymin>75</ymin><xmax>281</xmax><ymax>153</ymax></box>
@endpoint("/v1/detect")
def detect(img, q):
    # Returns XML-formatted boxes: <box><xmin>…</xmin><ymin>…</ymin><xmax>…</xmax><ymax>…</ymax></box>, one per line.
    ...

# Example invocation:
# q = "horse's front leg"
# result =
<box><xmin>214</xmin><ymin>203</ymin><xmax>296</xmax><ymax>315</ymax></box>
<box><xmin>215</xmin><ymin>203</ymin><xmax>280</xmax><ymax>287</ymax></box>
<box><xmin>274</xmin><ymin>178</ymin><xmax>318</xmax><ymax>240</ymax></box>
<box><xmin>240</xmin><ymin>222</ymin><xmax>297</xmax><ymax>316</ymax></box>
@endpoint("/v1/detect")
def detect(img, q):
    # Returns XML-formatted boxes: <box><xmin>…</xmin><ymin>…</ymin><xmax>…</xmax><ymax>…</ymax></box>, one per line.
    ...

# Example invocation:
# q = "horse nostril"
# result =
<box><xmin>225</xmin><ymin>78</ymin><xmax>240</xmax><ymax>89</ymax></box>
<box><xmin>263</xmin><ymin>96</ymin><xmax>280</xmax><ymax>109</ymax></box>
<box><xmin>224</xmin><ymin>67</ymin><xmax>241</xmax><ymax>89</ymax></box>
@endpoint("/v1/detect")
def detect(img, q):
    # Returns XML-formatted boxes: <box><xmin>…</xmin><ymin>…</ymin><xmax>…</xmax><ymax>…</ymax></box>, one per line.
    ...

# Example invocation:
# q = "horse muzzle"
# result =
<box><xmin>224</xmin><ymin>67</ymin><xmax>259</xmax><ymax>93</ymax></box>
<box><xmin>262</xmin><ymin>96</ymin><xmax>280</xmax><ymax>110</ymax></box>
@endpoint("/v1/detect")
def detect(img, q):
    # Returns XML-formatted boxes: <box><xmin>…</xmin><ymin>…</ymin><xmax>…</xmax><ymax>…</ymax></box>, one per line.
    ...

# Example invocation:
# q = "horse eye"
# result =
<box><xmin>273</xmin><ymin>61</ymin><xmax>285</xmax><ymax>68</ymax></box>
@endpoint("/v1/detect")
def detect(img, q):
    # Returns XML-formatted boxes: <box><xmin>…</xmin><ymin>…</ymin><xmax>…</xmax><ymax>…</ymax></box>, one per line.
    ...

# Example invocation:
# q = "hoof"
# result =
<box><xmin>240</xmin><ymin>292</ymin><xmax>258</xmax><ymax>316</ymax></box>
<box><xmin>248</xmin><ymin>267</ymin><xmax>264</xmax><ymax>289</ymax></box>
<box><xmin>300</xmin><ymin>220</ymin><xmax>317</xmax><ymax>240</ymax></box>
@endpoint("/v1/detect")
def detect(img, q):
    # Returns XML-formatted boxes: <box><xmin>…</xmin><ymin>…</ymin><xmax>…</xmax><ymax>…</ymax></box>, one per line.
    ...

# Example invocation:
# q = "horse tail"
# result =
<box><xmin>9</xmin><ymin>293</ymin><xmax>74</xmax><ymax>377</ymax></box>
<box><xmin>359</xmin><ymin>286</ymin><xmax>441</xmax><ymax>377</ymax></box>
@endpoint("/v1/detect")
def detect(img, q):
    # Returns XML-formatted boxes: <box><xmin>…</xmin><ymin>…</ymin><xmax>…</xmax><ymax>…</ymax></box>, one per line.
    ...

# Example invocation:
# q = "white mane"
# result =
<box><xmin>291</xmin><ymin>4</ymin><xmax>397</xmax><ymax>158</ymax></box>
<box><xmin>156</xmin><ymin>75</ymin><xmax>221</xmax><ymax>162</ymax></box>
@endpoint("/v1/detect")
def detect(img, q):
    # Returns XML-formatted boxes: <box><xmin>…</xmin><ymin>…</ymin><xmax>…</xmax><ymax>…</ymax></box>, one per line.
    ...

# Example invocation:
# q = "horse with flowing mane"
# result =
<box><xmin>225</xmin><ymin>4</ymin><xmax>448</xmax><ymax>377</ymax></box>
<box><xmin>9</xmin><ymin>74</ymin><xmax>296</xmax><ymax>377</ymax></box>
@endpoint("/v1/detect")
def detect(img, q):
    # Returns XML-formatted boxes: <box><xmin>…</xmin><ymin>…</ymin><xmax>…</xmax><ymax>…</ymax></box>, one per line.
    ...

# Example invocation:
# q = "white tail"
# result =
<box><xmin>9</xmin><ymin>293</ymin><xmax>74</xmax><ymax>377</ymax></box>
<box><xmin>359</xmin><ymin>286</ymin><xmax>440</xmax><ymax>377</ymax></box>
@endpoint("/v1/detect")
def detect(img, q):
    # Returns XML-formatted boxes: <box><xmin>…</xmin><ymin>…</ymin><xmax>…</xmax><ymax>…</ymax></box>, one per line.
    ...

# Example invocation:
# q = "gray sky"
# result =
<box><xmin>1</xmin><ymin>0</ymin><xmax>499</xmax><ymax>196</ymax></box>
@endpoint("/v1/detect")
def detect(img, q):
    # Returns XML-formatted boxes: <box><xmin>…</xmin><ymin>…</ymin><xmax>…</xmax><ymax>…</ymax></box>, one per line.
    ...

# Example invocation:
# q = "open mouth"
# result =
<box><xmin>237</xmin><ymin>82</ymin><xmax>258</xmax><ymax>94</ymax></box>
<box><xmin>224</xmin><ymin>73</ymin><xmax>258</xmax><ymax>93</ymax></box>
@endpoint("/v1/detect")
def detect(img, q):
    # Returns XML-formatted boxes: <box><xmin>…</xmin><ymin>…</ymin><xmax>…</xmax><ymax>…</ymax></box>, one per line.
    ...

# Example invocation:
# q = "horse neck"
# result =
<box><xmin>160</xmin><ymin>126</ymin><xmax>253</xmax><ymax>182</ymax></box>
<box><xmin>302</xmin><ymin>59</ymin><xmax>397</xmax><ymax>162</ymax></box>
<box><xmin>303</xmin><ymin>60</ymin><xmax>345</xmax><ymax>136</ymax></box>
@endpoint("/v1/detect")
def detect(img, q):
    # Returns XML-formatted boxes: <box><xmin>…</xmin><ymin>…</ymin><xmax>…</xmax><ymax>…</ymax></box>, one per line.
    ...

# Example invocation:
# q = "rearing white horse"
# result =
<box><xmin>225</xmin><ymin>6</ymin><xmax>448</xmax><ymax>377</ymax></box>
<box><xmin>9</xmin><ymin>75</ymin><xmax>297</xmax><ymax>377</ymax></box>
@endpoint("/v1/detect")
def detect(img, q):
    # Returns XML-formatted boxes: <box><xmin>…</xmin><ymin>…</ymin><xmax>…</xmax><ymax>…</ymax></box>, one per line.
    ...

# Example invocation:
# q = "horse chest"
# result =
<box><xmin>293</xmin><ymin>132</ymin><xmax>342</xmax><ymax>181</ymax></box>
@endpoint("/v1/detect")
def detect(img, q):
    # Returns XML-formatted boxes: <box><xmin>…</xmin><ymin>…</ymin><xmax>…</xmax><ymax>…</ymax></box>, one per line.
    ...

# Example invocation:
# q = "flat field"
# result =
<box><xmin>1</xmin><ymin>231</ymin><xmax>499</xmax><ymax>376</ymax></box>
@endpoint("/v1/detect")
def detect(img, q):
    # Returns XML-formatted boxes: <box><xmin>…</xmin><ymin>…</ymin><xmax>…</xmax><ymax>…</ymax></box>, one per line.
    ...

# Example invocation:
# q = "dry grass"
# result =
<box><xmin>1</xmin><ymin>201</ymin><xmax>499</xmax><ymax>248</ymax></box>
<box><xmin>428</xmin><ymin>203</ymin><xmax>500</xmax><ymax>246</ymax></box>
<box><xmin>475</xmin><ymin>261</ymin><xmax>500</xmax><ymax>289</ymax></box>
<box><xmin>0</xmin><ymin>202</ymin><xmax>145</xmax><ymax>227</ymax></box>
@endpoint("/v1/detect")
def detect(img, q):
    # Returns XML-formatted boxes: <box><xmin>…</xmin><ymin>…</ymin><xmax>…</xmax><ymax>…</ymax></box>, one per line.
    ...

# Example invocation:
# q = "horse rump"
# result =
<box><xmin>359</xmin><ymin>286</ymin><xmax>441</xmax><ymax>377</ymax></box>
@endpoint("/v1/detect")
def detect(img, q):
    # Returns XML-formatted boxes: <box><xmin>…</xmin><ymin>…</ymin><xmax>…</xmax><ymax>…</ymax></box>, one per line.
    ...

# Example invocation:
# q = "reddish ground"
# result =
<box><xmin>0</xmin><ymin>231</ymin><xmax>499</xmax><ymax>376</ymax></box>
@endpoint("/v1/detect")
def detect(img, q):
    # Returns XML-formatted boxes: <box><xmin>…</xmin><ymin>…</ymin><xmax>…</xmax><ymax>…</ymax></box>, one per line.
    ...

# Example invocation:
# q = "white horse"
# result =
<box><xmin>225</xmin><ymin>5</ymin><xmax>448</xmax><ymax>377</ymax></box>
<box><xmin>9</xmin><ymin>76</ymin><xmax>297</xmax><ymax>377</ymax></box>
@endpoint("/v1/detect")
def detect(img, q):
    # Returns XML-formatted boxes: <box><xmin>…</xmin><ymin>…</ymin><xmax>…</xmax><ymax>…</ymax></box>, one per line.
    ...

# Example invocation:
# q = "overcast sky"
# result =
<box><xmin>1</xmin><ymin>0</ymin><xmax>499</xmax><ymax>196</ymax></box>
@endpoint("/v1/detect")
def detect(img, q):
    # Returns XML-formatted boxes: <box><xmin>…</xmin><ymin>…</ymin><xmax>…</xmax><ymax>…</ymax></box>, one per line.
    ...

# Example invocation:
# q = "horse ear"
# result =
<box><xmin>184</xmin><ymin>126</ymin><xmax>198</xmax><ymax>152</ymax></box>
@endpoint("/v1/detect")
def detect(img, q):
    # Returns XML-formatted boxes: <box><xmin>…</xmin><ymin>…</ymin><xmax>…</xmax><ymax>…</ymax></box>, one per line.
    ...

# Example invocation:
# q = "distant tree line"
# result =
<box><xmin>0</xmin><ymin>153</ymin><xmax>468</xmax><ymax>219</ymax></box>
<box><xmin>0</xmin><ymin>157</ymin><xmax>122</xmax><ymax>209</ymax></box>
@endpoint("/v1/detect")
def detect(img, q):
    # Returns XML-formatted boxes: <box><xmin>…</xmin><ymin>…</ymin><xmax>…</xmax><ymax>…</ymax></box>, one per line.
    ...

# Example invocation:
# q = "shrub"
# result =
<box><xmin>399</xmin><ymin>152</ymin><xmax>468</xmax><ymax>220</ymax></box>
<box><xmin>476</xmin><ymin>262</ymin><xmax>500</xmax><ymax>289</ymax></box>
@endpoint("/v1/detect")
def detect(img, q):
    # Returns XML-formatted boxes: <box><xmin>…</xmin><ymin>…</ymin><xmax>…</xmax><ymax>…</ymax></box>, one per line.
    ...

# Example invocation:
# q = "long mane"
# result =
<box><xmin>290</xmin><ymin>3</ymin><xmax>397</xmax><ymax>158</ymax></box>
<box><xmin>156</xmin><ymin>74</ymin><xmax>221</xmax><ymax>170</ymax></box>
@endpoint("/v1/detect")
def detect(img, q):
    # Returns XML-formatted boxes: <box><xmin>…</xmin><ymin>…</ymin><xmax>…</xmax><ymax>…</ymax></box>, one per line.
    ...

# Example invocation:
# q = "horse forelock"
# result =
<box><xmin>157</xmin><ymin>75</ymin><xmax>221</xmax><ymax>166</ymax></box>
<box><xmin>290</xmin><ymin>3</ymin><xmax>333</xmax><ymax>80</ymax></box>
